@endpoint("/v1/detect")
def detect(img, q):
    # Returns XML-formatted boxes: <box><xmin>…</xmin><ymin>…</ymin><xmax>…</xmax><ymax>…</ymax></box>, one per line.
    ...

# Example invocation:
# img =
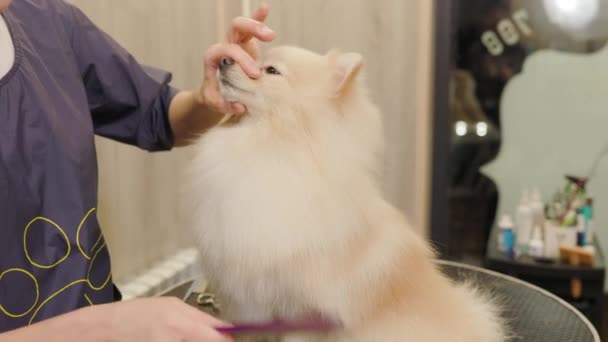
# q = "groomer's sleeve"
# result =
<box><xmin>67</xmin><ymin>3</ymin><xmax>179</xmax><ymax>151</ymax></box>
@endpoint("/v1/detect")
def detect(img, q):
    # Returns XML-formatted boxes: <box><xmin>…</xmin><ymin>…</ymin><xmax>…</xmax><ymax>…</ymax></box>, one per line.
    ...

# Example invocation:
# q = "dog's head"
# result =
<box><xmin>218</xmin><ymin>45</ymin><xmax>366</xmax><ymax>117</ymax></box>
<box><xmin>217</xmin><ymin>45</ymin><xmax>384</xmax><ymax>179</ymax></box>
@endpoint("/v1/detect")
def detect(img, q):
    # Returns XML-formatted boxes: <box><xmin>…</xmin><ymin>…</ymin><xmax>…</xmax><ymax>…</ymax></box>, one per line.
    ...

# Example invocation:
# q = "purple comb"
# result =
<box><xmin>215</xmin><ymin>318</ymin><xmax>343</xmax><ymax>335</ymax></box>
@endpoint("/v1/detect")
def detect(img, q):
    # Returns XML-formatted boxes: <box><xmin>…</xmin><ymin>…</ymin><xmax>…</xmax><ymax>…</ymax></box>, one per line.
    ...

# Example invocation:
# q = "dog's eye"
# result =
<box><xmin>265</xmin><ymin>66</ymin><xmax>281</xmax><ymax>75</ymax></box>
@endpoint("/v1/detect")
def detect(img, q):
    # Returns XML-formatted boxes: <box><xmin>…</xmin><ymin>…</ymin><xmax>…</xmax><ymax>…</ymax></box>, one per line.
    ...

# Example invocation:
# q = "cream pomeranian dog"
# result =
<box><xmin>186</xmin><ymin>45</ymin><xmax>506</xmax><ymax>341</ymax></box>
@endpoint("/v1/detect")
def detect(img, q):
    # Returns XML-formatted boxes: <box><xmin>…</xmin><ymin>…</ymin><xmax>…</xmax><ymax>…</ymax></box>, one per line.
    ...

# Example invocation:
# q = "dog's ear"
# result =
<box><xmin>328</xmin><ymin>50</ymin><xmax>364</xmax><ymax>99</ymax></box>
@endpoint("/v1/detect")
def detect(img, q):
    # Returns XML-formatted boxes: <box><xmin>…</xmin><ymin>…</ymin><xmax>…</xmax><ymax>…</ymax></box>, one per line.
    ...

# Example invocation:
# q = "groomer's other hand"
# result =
<box><xmin>107</xmin><ymin>297</ymin><xmax>233</xmax><ymax>342</ymax></box>
<box><xmin>226</xmin><ymin>2</ymin><xmax>273</xmax><ymax>60</ymax></box>
<box><xmin>199</xmin><ymin>2</ymin><xmax>276</xmax><ymax>115</ymax></box>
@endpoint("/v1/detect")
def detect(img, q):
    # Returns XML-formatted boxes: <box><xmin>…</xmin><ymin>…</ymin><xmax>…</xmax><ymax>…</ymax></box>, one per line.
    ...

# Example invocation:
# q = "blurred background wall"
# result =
<box><xmin>67</xmin><ymin>0</ymin><xmax>435</xmax><ymax>284</ymax></box>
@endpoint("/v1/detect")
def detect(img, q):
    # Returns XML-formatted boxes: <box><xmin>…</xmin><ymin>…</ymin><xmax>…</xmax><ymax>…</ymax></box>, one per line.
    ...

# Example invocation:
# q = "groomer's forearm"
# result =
<box><xmin>168</xmin><ymin>91</ymin><xmax>225</xmax><ymax>147</ymax></box>
<box><xmin>0</xmin><ymin>305</ymin><xmax>108</xmax><ymax>342</ymax></box>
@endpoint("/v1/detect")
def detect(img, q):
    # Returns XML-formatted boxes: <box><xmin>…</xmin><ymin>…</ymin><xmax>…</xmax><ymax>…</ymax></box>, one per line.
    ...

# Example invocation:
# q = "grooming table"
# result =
<box><xmin>160</xmin><ymin>260</ymin><xmax>600</xmax><ymax>341</ymax></box>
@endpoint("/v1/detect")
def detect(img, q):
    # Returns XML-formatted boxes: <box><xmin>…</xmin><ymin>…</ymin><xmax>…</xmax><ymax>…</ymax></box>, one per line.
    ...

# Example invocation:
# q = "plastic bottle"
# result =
<box><xmin>498</xmin><ymin>214</ymin><xmax>514</xmax><ymax>254</ymax></box>
<box><xmin>515</xmin><ymin>190</ymin><xmax>533</xmax><ymax>252</ymax></box>
<box><xmin>528</xmin><ymin>225</ymin><xmax>545</xmax><ymax>258</ymax></box>
<box><xmin>530</xmin><ymin>187</ymin><xmax>545</xmax><ymax>228</ymax></box>
<box><xmin>581</xmin><ymin>197</ymin><xmax>593</xmax><ymax>245</ymax></box>
<box><xmin>576</xmin><ymin>214</ymin><xmax>586</xmax><ymax>246</ymax></box>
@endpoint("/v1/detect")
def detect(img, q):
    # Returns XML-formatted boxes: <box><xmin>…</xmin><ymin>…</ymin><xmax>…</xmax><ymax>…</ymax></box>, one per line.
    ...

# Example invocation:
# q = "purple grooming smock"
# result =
<box><xmin>0</xmin><ymin>0</ymin><xmax>178</xmax><ymax>331</ymax></box>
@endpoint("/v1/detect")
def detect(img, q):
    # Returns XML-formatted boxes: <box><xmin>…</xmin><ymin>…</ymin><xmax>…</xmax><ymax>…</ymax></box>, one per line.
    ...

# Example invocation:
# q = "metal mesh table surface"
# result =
<box><xmin>161</xmin><ymin>260</ymin><xmax>600</xmax><ymax>341</ymax></box>
<box><xmin>437</xmin><ymin>260</ymin><xmax>599</xmax><ymax>342</ymax></box>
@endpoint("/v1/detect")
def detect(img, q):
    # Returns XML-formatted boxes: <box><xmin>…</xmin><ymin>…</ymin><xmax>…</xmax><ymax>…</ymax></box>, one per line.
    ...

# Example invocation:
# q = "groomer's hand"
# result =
<box><xmin>107</xmin><ymin>297</ymin><xmax>233</xmax><ymax>342</ymax></box>
<box><xmin>198</xmin><ymin>2</ymin><xmax>276</xmax><ymax>114</ymax></box>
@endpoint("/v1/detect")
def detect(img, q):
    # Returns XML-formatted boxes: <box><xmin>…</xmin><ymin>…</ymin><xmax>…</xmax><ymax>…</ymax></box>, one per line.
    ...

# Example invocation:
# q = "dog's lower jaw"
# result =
<box><xmin>219</xmin><ymin>84</ymin><xmax>240</xmax><ymax>103</ymax></box>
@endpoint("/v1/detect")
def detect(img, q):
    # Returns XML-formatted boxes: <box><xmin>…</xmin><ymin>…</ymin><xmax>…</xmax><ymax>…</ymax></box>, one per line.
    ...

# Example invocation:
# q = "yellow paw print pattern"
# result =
<box><xmin>0</xmin><ymin>208</ymin><xmax>112</xmax><ymax>325</ymax></box>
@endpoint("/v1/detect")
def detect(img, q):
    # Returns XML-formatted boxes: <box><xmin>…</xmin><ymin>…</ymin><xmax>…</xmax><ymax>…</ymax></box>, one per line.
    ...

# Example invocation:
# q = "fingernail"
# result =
<box><xmin>249</xmin><ymin>68</ymin><xmax>261</xmax><ymax>78</ymax></box>
<box><xmin>229</xmin><ymin>102</ymin><xmax>244</xmax><ymax>113</ymax></box>
<box><xmin>259</xmin><ymin>26</ymin><xmax>274</xmax><ymax>36</ymax></box>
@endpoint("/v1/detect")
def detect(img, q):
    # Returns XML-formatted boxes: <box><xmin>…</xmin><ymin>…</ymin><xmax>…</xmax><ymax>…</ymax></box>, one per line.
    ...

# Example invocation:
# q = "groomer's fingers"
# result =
<box><xmin>201</xmin><ymin>85</ymin><xmax>245</xmax><ymax>115</ymax></box>
<box><xmin>230</xmin><ymin>102</ymin><xmax>246</xmax><ymax>113</ymax></box>
<box><xmin>200</xmin><ymin>79</ymin><xmax>246</xmax><ymax>115</ymax></box>
<box><xmin>226</xmin><ymin>3</ymin><xmax>275</xmax><ymax>59</ymax></box>
<box><xmin>191</xmin><ymin>326</ymin><xmax>233</xmax><ymax>342</ymax></box>
<box><xmin>173</xmin><ymin>302</ymin><xmax>234</xmax><ymax>342</ymax></box>
<box><xmin>180</xmin><ymin>300</ymin><xmax>231</xmax><ymax>326</ymax></box>
<box><xmin>205</xmin><ymin>43</ymin><xmax>260</xmax><ymax>78</ymax></box>
<box><xmin>226</xmin><ymin>3</ymin><xmax>272</xmax><ymax>43</ymax></box>
<box><xmin>252</xmin><ymin>2</ymin><xmax>270</xmax><ymax>22</ymax></box>
<box><xmin>227</xmin><ymin>17</ymin><xmax>276</xmax><ymax>44</ymax></box>
<box><xmin>202</xmin><ymin>43</ymin><xmax>257</xmax><ymax>114</ymax></box>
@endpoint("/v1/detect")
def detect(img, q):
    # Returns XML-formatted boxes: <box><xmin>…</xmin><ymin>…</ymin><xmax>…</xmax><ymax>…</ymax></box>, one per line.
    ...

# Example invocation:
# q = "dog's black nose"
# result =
<box><xmin>219</xmin><ymin>57</ymin><xmax>235</xmax><ymax>72</ymax></box>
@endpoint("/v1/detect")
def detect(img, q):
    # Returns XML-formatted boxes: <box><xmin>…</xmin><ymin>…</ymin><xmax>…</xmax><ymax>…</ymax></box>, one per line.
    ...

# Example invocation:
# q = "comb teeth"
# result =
<box><xmin>215</xmin><ymin>318</ymin><xmax>343</xmax><ymax>335</ymax></box>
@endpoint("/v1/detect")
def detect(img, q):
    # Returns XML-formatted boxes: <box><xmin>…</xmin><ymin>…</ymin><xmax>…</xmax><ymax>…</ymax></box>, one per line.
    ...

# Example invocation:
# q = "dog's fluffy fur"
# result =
<box><xmin>186</xmin><ymin>46</ymin><xmax>506</xmax><ymax>341</ymax></box>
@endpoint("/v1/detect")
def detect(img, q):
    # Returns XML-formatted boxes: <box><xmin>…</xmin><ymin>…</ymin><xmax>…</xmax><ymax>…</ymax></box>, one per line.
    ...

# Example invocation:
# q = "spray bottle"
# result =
<box><xmin>530</xmin><ymin>188</ymin><xmax>545</xmax><ymax>228</ymax></box>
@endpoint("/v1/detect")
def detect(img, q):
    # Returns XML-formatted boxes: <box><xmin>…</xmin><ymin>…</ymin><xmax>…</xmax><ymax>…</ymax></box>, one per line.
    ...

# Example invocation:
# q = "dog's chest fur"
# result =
<box><xmin>188</xmin><ymin>119</ymin><xmax>376</xmax><ymax>318</ymax></box>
